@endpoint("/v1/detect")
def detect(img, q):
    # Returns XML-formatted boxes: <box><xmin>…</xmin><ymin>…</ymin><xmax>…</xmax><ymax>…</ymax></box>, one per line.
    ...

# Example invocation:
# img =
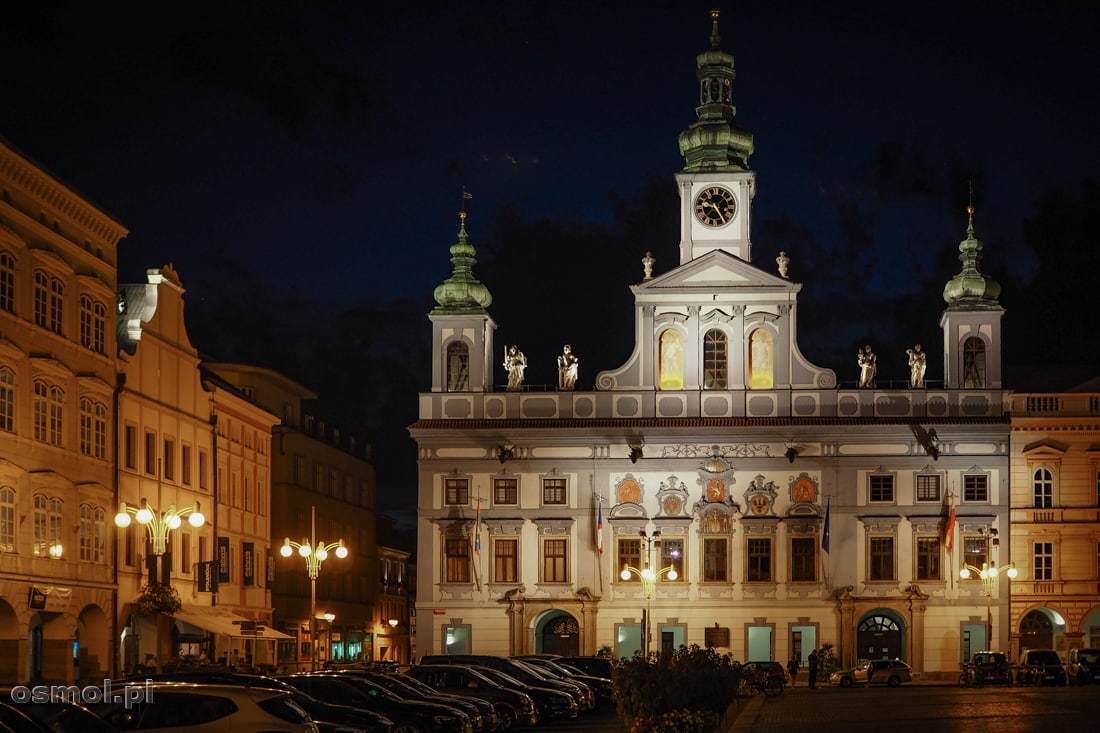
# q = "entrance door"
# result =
<box><xmin>857</xmin><ymin>614</ymin><xmax>903</xmax><ymax>661</ymax></box>
<box><xmin>747</xmin><ymin>625</ymin><xmax>773</xmax><ymax>661</ymax></box>
<box><xmin>540</xmin><ymin>616</ymin><xmax>579</xmax><ymax>656</ymax></box>
<box><xmin>1019</xmin><ymin>610</ymin><xmax>1054</xmax><ymax>651</ymax></box>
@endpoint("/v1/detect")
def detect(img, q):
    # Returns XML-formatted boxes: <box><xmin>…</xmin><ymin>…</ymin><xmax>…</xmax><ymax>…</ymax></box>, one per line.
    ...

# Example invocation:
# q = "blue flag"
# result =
<box><xmin>821</xmin><ymin>497</ymin><xmax>831</xmax><ymax>553</ymax></box>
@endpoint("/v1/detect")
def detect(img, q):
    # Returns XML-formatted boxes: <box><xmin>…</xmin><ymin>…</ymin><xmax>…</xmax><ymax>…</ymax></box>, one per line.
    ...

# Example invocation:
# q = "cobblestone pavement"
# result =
<box><xmin>731</xmin><ymin>683</ymin><xmax>1100</xmax><ymax>732</ymax></box>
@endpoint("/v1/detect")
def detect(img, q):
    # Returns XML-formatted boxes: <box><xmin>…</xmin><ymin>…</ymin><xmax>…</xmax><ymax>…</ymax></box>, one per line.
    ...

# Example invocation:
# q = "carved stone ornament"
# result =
<box><xmin>655</xmin><ymin>476</ymin><xmax>690</xmax><ymax>518</ymax></box>
<box><xmin>743</xmin><ymin>474</ymin><xmax>779</xmax><ymax>517</ymax></box>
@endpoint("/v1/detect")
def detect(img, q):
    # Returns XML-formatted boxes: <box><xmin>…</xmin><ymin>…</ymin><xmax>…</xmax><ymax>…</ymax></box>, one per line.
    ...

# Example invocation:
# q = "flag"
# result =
<box><xmin>944</xmin><ymin>492</ymin><xmax>956</xmax><ymax>552</ymax></box>
<box><xmin>474</xmin><ymin>498</ymin><xmax>482</xmax><ymax>555</ymax></box>
<box><xmin>821</xmin><ymin>497</ymin><xmax>831</xmax><ymax>553</ymax></box>
<box><xmin>596</xmin><ymin>500</ymin><xmax>604</xmax><ymax>555</ymax></box>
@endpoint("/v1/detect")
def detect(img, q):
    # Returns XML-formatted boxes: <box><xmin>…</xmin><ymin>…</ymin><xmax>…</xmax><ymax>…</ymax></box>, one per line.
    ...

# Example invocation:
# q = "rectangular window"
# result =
<box><xmin>1033</xmin><ymin>541</ymin><xmax>1053</xmax><ymax>581</ymax></box>
<box><xmin>0</xmin><ymin>251</ymin><xmax>13</xmax><ymax>314</ymax></box>
<box><xmin>542</xmin><ymin>538</ymin><xmax>568</xmax><ymax>582</ymax></box>
<box><xmin>962</xmin><ymin>535</ymin><xmax>988</xmax><ymax>569</ymax></box>
<box><xmin>869</xmin><ymin>475</ymin><xmax>894</xmax><ymax>503</ymax></box>
<box><xmin>144</xmin><ymin>431</ymin><xmax>157</xmax><ymax>475</ymax></box>
<box><xmin>868</xmin><ymin>536</ymin><xmax>895</xmax><ymax>580</ymax></box>
<box><xmin>703</xmin><ymin>537</ymin><xmax>728</xmax><ymax>582</ymax></box>
<box><xmin>916</xmin><ymin>474</ymin><xmax>940</xmax><ymax>502</ymax></box>
<box><xmin>618</xmin><ymin>538</ymin><xmax>641</xmax><ymax>580</ymax></box>
<box><xmin>314</xmin><ymin>464</ymin><xmax>325</xmax><ymax>493</ymax></box>
<box><xmin>294</xmin><ymin>456</ymin><xmax>307</xmax><ymax>486</ymax></box>
<box><xmin>181</xmin><ymin>444</ymin><xmax>192</xmax><ymax>485</ymax></box>
<box><xmin>660</xmin><ymin>538</ymin><xmax>685</xmax><ymax>581</ymax></box>
<box><xmin>542</xmin><ymin>478</ymin><xmax>567</xmax><ymax>505</ymax></box>
<box><xmin>79</xmin><ymin>504</ymin><xmax>94</xmax><ymax>561</ymax></box>
<box><xmin>444</xmin><ymin>537</ymin><xmax>470</xmax><ymax>583</ymax></box>
<box><xmin>493</xmin><ymin>477</ymin><xmax>518</xmax><ymax>505</ymax></box>
<box><xmin>790</xmin><ymin>537</ymin><xmax>816</xmax><ymax>582</ymax></box>
<box><xmin>124</xmin><ymin>425</ymin><xmax>137</xmax><ymax>469</ymax></box>
<box><xmin>163</xmin><ymin>439</ymin><xmax>175</xmax><ymax>481</ymax></box>
<box><xmin>493</xmin><ymin>538</ymin><xmax>518</xmax><ymax>583</ymax></box>
<box><xmin>746</xmin><ymin>537</ymin><xmax>772</xmax><ymax>582</ymax></box>
<box><xmin>198</xmin><ymin>450</ymin><xmax>209</xmax><ymax>489</ymax></box>
<box><xmin>444</xmin><ymin>478</ymin><xmax>470</xmax><ymax>506</ymax></box>
<box><xmin>964</xmin><ymin>475</ymin><xmax>989</xmax><ymax>502</ymax></box>
<box><xmin>0</xmin><ymin>487</ymin><xmax>14</xmax><ymax>552</ymax></box>
<box><xmin>181</xmin><ymin>532</ymin><xmax>192</xmax><ymax>574</ymax></box>
<box><xmin>916</xmin><ymin>537</ymin><xmax>942</xmax><ymax>580</ymax></box>
<box><xmin>0</xmin><ymin>368</ymin><xmax>13</xmax><ymax>433</ymax></box>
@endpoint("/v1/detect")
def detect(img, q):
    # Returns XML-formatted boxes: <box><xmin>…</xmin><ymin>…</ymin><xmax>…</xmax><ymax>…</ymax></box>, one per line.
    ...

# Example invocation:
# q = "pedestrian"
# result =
<box><xmin>807</xmin><ymin>649</ymin><xmax>819</xmax><ymax>689</ymax></box>
<box><xmin>787</xmin><ymin>655</ymin><xmax>800</xmax><ymax>688</ymax></box>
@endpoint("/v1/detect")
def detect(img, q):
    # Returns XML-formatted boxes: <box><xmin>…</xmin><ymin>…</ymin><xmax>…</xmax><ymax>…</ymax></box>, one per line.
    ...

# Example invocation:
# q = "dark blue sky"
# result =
<box><xmin>2</xmin><ymin>1</ymin><xmax>1096</xmax><ymax>307</ymax></box>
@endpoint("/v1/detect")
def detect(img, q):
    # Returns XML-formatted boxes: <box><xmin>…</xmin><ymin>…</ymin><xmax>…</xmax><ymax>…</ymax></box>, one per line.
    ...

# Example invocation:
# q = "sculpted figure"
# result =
<box><xmin>557</xmin><ymin>344</ymin><xmax>579</xmax><ymax>391</ymax></box>
<box><xmin>907</xmin><ymin>344</ymin><xmax>927</xmax><ymax>388</ymax></box>
<box><xmin>857</xmin><ymin>344</ymin><xmax>877</xmax><ymax>389</ymax></box>
<box><xmin>504</xmin><ymin>345</ymin><xmax>527</xmax><ymax>391</ymax></box>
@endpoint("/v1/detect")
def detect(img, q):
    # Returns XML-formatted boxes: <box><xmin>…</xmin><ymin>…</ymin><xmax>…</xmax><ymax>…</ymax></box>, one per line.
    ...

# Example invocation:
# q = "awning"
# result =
<box><xmin>172</xmin><ymin>605</ymin><xmax>293</xmax><ymax>640</ymax></box>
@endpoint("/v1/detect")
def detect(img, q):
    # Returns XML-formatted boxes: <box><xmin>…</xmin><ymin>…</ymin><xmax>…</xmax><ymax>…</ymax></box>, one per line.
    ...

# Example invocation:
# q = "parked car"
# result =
<box><xmin>507</xmin><ymin>658</ymin><xmax>596</xmax><ymax>710</ymax></box>
<box><xmin>88</xmin><ymin>681</ymin><xmax>318</xmax><ymax>732</ymax></box>
<box><xmin>512</xmin><ymin>656</ymin><xmax>613</xmax><ymax>706</ymax></box>
<box><xmin>141</xmin><ymin>670</ymin><xmax>395</xmax><ymax>732</ymax></box>
<box><xmin>0</xmin><ymin>688</ymin><xmax>120</xmax><ymax>733</ymax></box>
<box><xmin>1068</xmin><ymin>648</ymin><xmax>1100</xmax><ymax>685</ymax></box>
<box><xmin>463</xmin><ymin>665</ymin><xmax>577</xmax><ymax>722</ymax></box>
<box><xmin>959</xmin><ymin>651</ymin><xmax>1012</xmax><ymax>687</ymax></box>
<box><xmin>555</xmin><ymin>656</ymin><xmax>614</xmax><ymax>680</ymax></box>
<box><xmin>1017</xmin><ymin>649</ymin><xmax>1068</xmax><ymax>686</ymax></box>
<box><xmin>348</xmin><ymin>669</ymin><xmax>498</xmax><ymax>732</ymax></box>
<box><xmin>404</xmin><ymin>664</ymin><xmax>539</xmax><ymax>730</ymax></box>
<box><xmin>741</xmin><ymin>661</ymin><xmax>790</xmax><ymax>687</ymax></box>
<box><xmin>829</xmin><ymin>659</ymin><xmax>912</xmax><ymax>688</ymax></box>
<box><xmin>419</xmin><ymin>655</ymin><xmax>582</xmax><ymax>718</ymax></box>
<box><xmin>278</xmin><ymin>673</ymin><xmax>473</xmax><ymax>733</ymax></box>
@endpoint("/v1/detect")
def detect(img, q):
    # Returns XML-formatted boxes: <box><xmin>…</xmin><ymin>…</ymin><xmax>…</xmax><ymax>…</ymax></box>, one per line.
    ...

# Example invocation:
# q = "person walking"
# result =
<box><xmin>787</xmin><ymin>655</ymin><xmax>800</xmax><ymax>688</ymax></box>
<box><xmin>807</xmin><ymin>649</ymin><xmax>819</xmax><ymax>689</ymax></box>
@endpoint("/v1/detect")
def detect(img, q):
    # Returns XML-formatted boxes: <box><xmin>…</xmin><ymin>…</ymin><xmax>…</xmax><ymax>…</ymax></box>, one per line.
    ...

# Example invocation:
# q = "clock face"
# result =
<box><xmin>793</xmin><ymin>478</ymin><xmax>816</xmax><ymax>503</ymax></box>
<box><xmin>706</xmin><ymin>478</ymin><xmax>725</xmax><ymax>502</ymax></box>
<box><xmin>694</xmin><ymin>186</ymin><xmax>736</xmax><ymax>227</ymax></box>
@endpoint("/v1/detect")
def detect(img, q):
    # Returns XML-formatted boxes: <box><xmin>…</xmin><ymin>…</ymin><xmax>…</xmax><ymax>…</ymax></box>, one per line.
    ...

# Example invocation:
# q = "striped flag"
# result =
<box><xmin>596</xmin><ymin>500</ymin><xmax>604</xmax><ymax>555</ymax></box>
<box><xmin>943</xmin><ymin>492</ymin><xmax>956</xmax><ymax>551</ymax></box>
<box><xmin>474</xmin><ymin>498</ymin><xmax>482</xmax><ymax>555</ymax></box>
<box><xmin>821</xmin><ymin>497</ymin><xmax>831</xmax><ymax>553</ymax></box>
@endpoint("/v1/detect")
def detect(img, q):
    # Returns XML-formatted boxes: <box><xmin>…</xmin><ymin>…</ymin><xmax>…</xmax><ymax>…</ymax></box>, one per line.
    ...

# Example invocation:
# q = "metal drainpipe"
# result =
<box><xmin>210</xmin><ymin>409</ymin><xmax>219</xmax><ymax>607</ymax></box>
<box><xmin>111</xmin><ymin>372</ymin><xmax>126</xmax><ymax>679</ymax></box>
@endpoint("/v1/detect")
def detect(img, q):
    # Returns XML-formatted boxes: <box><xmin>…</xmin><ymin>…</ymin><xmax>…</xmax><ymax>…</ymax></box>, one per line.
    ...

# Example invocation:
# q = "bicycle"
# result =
<box><xmin>739</xmin><ymin>670</ymin><xmax>784</xmax><ymax>698</ymax></box>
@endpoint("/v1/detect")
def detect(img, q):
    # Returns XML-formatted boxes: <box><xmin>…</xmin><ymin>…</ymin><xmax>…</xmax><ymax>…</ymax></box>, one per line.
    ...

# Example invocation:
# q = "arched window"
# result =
<box><xmin>748</xmin><ymin>328</ymin><xmax>774</xmax><ymax>389</ymax></box>
<box><xmin>34</xmin><ymin>380</ymin><xmax>64</xmax><ymax>446</ymax></box>
<box><xmin>79</xmin><ymin>295</ymin><xmax>107</xmax><ymax>354</ymax></box>
<box><xmin>1033</xmin><ymin>467</ymin><xmax>1053</xmax><ymax>508</ymax></box>
<box><xmin>963</xmin><ymin>337</ymin><xmax>986</xmax><ymax>388</ymax></box>
<box><xmin>80</xmin><ymin>397</ymin><xmax>108</xmax><ymax>459</ymax></box>
<box><xmin>703</xmin><ymin>329</ymin><xmax>728</xmax><ymax>389</ymax></box>
<box><xmin>33</xmin><ymin>270</ymin><xmax>64</xmax><ymax>333</ymax></box>
<box><xmin>446</xmin><ymin>341</ymin><xmax>469</xmax><ymax>392</ymax></box>
<box><xmin>658</xmin><ymin>330</ymin><xmax>684</xmax><ymax>390</ymax></box>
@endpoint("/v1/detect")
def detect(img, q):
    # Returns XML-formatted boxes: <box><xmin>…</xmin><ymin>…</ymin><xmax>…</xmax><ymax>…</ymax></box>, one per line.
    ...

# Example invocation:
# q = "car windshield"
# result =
<box><xmin>1079</xmin><ymin>652</ymin><xmax>1100</xmax><ymax>664</ymax></box>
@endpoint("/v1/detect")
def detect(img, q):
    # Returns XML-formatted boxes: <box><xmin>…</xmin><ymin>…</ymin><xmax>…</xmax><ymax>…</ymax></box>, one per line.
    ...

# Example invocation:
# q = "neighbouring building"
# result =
<box><xmin>409</xmin><ymin>13</ymin><xmax>1015</xmax><ymax>680</ymax></box>
<box><xmin>0</xmin><ymin>138</ymin><xmax>125</xmax><ymax>683</ymax></box>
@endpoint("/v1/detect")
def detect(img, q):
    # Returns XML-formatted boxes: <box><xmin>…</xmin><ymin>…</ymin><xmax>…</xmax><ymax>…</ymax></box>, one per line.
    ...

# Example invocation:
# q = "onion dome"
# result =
<box><xmin>678</xmin><ymin>10</ymin><xmax>755</xmax><ymax>172</ymax></box>
<box><xmin>942</xmin><ymin>203</ymin><xmax>1002</xmax><ymax>309</ymax></box>
<box><xmin>431</xmin><ymin>210</ymin><xmax>492</xmax><ymax>313</ymax></box>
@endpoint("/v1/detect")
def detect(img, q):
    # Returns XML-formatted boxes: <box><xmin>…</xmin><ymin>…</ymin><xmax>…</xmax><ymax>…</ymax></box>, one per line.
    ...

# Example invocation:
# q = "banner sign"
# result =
<box><xmin>242</xmin><ymin>542</ymin><xmax>255</xmax><ymax>586</ymax></box>
<box><xmin>217</xmin><ymin>536</ymin><xmax>230</xmax><ymax>583</ymax></box>
<box><xmin>197</xmin><ymin>560</ymin><xmax>218</xmax><ymax>593</ymax></box>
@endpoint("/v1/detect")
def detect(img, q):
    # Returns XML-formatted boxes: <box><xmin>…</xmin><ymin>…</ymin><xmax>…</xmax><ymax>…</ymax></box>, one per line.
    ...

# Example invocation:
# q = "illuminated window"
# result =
<box><xmin>868</xmin><ymin>536</ymin><xmax>895</xmax><ymax>580</ymax></box>
<box><xmin>444</xmin><ymin>536</ymin><xmax>470</xmax><ymax>583</ymax></box>
<box><xmin>658</xmin><ymin>329</ymin><xmax>684</xmax><ymax>390</ymax></box>
<box><xmin>34</xmin><ymin>270</ymin><xmax>64</xmax><ymax>333</ymax></box>
<box><xmin>746</xmin><ymin>537</ymin><xmax>772</xmax><ymax>582</ymax></box>
<box><xmin>446</xmin><ymin>341</ymin><xmax>469</xmax><ymax>392</ymax></box>
<box><xmin>962</xmin><ymin>535</ymin><xmax>988</xmax><ymax>569</ymax></box>
<box><xmin>542</xmin><ymin>537</ymin><xmax>568</xmax><ymax>582</ymax></box>
<box><xmin>1033</xmin><ymin>468</ymin><xmax>1053</xmax><ymax>508</ymax></box>
<box><xmin>79</xmin><ymin>294</ymin><xmax>106</xmax><ymax>353</ymax></box>
<box><xmin>0</xmin><ymin>367</ymin><xmax>14</xmax><ymax>432</ymax></box>
<box><xmin>444</xmin><ymin>478</ymin><xmax>469</xmax><ymax>506</ymax></box>
<box><xmin>748</xmin><ymin>328</ymin><xmax>774</xmax><ymax>389</ymax></box>
<box><xmin>916</xmin><ymin>537</ymin><xmax>941</xmax><ymax>580</ymax></box>
<box><xmin>0</xmin><ymin>250</ymin><xmax>13</xmax><ymax>313</ymax></box>
<box><xmin>962</xmin><ymin>337</ymin><xmax>986</xmax><ymax>388</ymax></box>
<box><xmin>618</xmin><ymin>538</ymin><xmax>641</xmax><ymax>580</ymax></box>
<box><xmin>493</xmin><ymin>538</ymin><xmax>518</xmax><ymax>583</ymax></box>
<box><xmin>660</xmin><ymin>538</ymin><xmax>685</xmax><ymax>581</ymax></box>
<box><xmin>703</xmin><ymin>329</ymin><xmax>728</xmax><ymax>389</ymax></box>
<box><xmin>493</xmin><ymin>477</ymin><xmax>517</xmax><ymax>505</ymax></box>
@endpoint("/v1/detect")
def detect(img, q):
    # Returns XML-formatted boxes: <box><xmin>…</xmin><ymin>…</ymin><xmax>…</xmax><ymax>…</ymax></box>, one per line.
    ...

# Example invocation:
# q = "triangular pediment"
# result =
<box><xmin>634</xmin><ymin>250</ymin><xmax>797</xmax><ymax>294</ymax></box>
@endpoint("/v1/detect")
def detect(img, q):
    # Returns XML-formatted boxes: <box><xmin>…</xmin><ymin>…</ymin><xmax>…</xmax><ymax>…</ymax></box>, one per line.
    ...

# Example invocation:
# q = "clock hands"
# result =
<box><xmin>701</xmin><ymin>199</ymin><xmax>728</xmax><ymax>224</ymax></box>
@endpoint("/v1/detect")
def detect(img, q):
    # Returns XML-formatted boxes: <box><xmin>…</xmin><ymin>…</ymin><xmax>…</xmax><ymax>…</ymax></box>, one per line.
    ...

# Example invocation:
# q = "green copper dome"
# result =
<box><xmin>432</xmin><ymin>211</ymin><xmax>492</xmax><ymax>313</ymax></box>
<box><xmin>678</xmin><ymin>10</ymin><xmax>754</xmax><ymax>172</ymax></box>
<box><xmin>943</xmin><ymin>205</ymin><xmax>1002</xmax><ymax>309</ymax></box>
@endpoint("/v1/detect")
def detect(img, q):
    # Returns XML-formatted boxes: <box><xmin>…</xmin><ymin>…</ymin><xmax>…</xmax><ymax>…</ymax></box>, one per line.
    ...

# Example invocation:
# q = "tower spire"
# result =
<box><xmin>432</xmin><ymin>193</ymin><xmax>492</xmax><ymax>314</ymax></box>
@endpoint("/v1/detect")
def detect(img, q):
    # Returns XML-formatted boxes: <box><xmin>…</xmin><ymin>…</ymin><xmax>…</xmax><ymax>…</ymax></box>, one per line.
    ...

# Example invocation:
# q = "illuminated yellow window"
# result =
<box><xmin>748</xmin><ymin>328</ymin><xmax>774</xmax><ymax>389</ymax></box>
<box><xmin>658</xmin><ymin>329</ymin><xmax>684</xmax><ymax>390</ymax></box>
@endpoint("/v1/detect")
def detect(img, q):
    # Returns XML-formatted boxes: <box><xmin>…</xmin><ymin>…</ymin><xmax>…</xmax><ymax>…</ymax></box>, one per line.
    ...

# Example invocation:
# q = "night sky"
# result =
<box><xmin>3</xmin><ymin>1</ymin><xmax>1097</xmax><ymax>517</ymax></box>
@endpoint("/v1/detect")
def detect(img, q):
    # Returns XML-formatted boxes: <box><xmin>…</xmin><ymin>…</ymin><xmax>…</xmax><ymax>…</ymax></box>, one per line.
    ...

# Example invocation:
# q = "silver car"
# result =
<box><xmin>829</xmin><ymin>659</ymin><xmax>912</xmax><ymax>688</ymax></box>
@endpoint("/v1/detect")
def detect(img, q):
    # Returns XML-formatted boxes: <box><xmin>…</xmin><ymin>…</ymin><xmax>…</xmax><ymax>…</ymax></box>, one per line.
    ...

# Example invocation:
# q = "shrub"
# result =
<box><xmin>135</xmin><ymin>583</ymin><xmax>181</xmax><ymax>616</ymax></box>
<box><xmin>613</xmin><ymin>645</ymin><xmax>740</xmax><ymax>732</ymax></box>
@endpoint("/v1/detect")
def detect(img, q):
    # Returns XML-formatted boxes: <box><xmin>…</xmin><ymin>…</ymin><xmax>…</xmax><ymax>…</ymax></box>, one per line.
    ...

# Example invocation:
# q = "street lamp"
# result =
<box><xmin>388</xmin><ymin>618</ymin><xmax>399</xmax><ymax>661</ymax></box>
<box><xmin>620</xmin><ymin>530</ymin><xmax>678</xmax><ymax>659</ymax></box>
<box><xmin>280</xmin><ymin>506</ymin><xmax>348</xmax><ymax>670</ymax></box>
<box><xmin>114</xmin><ymin>498</ymin><xmax>206</xmax><ymax>556</ymax></box>
<box><xmin>960</xmin><ymin>561</ymin><xmax>1017</xmax><ymax>650</ymax></box>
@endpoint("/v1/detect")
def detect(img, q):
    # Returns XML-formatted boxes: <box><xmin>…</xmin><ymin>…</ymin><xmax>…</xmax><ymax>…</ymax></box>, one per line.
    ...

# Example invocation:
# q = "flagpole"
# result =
<box><xmin>594</xmin><ymin>489</ymin><xmax>604</xmax><ymax>594</ymax></box>
<box><xmin>472</xmin><ymin>495</ymin><xmax>483</xmax><ymax>592</ymax></box>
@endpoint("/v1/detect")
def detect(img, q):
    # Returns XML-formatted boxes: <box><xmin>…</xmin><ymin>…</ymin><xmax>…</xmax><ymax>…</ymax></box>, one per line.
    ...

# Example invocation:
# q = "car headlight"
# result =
<box><xmin>433</xmin><ymin>714</ymin><xmax>459</xmax><ymax>724</ymax></box>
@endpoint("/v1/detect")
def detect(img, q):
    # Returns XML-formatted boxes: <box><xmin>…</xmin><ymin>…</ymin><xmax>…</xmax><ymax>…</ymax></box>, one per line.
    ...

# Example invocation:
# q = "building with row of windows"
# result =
<box><xmin>1</xmin><ymin>137</ymin><xmax>405</xmax><ymax>683</ymax></box>
<box><xmin>410</xmin><ymin>13</ymin><xmax>1098</xmax><ymax>679</ymax></box>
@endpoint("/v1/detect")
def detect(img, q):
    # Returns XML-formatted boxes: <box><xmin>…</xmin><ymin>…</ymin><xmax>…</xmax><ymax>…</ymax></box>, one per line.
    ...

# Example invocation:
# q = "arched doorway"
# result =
<box><xmin>1020</xmin><ymin>609</ymin><xmax>1055</xmax><ymax>651</ymax></box>
<box><xmin>0</xmin><ymin>600</ymin><xmax>18</xmax><ymax>681</ymax></box>
<box><xmin>856</xmin><ymin>612</ymin><xmax>904</xmax><ymax>662</ymax></box>
<box><xmin>533</xmin><ymin>612</ymin><xmax>579</xmax><ymax>656</ymax></box>
<box><xmin>77</xmin><ymin>605</ymin><xmax>109</xmax><ymax>683</ymax></box>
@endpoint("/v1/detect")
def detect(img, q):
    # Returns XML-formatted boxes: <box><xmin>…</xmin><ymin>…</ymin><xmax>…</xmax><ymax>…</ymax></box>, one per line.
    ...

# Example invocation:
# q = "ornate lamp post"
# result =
<box><xmin>620</xmin><ymin>530</ymin><xmax>678</xmax><ymax>659</ymax></box>
<box><xmin>280</xmin><ymin>506</ymin><xmax>348</xmax><ymax>670</ymax></box>
<box><xmin>114</xmin><ymin>498</ymin><xmax>206</xmax><ymax>560</ymax></box>
<box><xmin>959</xmin><ymin>561</ymin><xmax>1017</xmax><ymax>650</ymax></box>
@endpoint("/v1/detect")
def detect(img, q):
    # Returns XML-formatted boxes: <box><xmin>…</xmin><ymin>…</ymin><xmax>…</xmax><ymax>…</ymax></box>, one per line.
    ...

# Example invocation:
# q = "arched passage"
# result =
<box><xmin>77</xmin><ymin>604</ymin><xmax>109</xmax><ymax>683</ymax></box>
<box><xmin>532</xmin><ymin>610</ymin><xmax>579</xmax><ymax>656</ymax></box>
<box><xmin>856</xmin><ymin>610</ymin><xmax>905</xmax><ymax>662</ymax></box>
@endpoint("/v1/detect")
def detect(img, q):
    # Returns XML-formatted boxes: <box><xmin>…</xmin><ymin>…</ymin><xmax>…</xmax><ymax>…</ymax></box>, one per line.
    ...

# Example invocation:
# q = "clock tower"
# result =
<box><xmin>676</xmin><ymin>10</ymin><xmax>755</xmax><ymax>265</ymax></box>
